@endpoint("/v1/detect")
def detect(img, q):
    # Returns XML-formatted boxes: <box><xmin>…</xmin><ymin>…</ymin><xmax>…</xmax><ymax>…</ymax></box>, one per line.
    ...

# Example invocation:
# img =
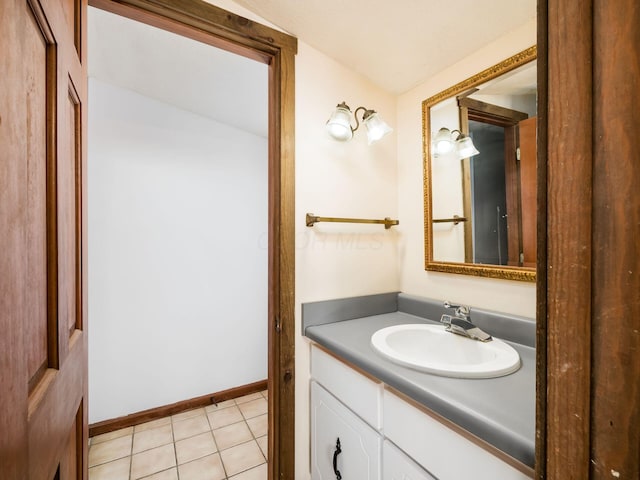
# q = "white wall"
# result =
<box><xmin>88</xmin><ymin>78</ymin><xmax>268</xmax><ymax>423</ymax></box>
<box><xmin>295</xmin><ymin>42</ymin><xmax>399</xmax><ymax>479</ymax></box>
<box><xmin>429</xmin><ymin>97</ymin><xmax>466</xmax><ymax>262</ymax></box>
<box><xmin>397</xmin><ymin>20</ymin><xmax>537</xmax><ymax>318</ymax></box>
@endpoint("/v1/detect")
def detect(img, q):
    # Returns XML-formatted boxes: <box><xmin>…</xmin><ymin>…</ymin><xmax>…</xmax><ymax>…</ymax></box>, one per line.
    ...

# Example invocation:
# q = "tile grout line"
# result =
<box><xmin>218</xmin><ymin>395</ymin><xmax>267</xmax><ymax>479</ymax></box>
<box><xmin>243</xmin><ymin>415</ymin><xmax>267</xmax><ymax>462</ymax></box>
<box><xmin>238</xmin><ymin>395</ymin><xmax>268</xmax><ymax>463</ymax></box>
<box><xmin>205</xmin><ymin>403</ymin><xmax>229</xmax><ymax>480</ymax></box>
<box><xmin>227</xmin><ymin>393</ymin><xmax>268</xmax><ymax>478</ymax></box>
<box><xmin>237</xmin><ymin>392</ymin><xmax>268</xmax><ymax>466</ymax></box>
<box><xmin>170</xmin><ymin>415</ymin><xmax>179</xmax><ymax>480</ymax></box>
<box><xmin>127</xmin><ymin>424</ymin><xmax>134</xmax><ymax>480</ymax></box>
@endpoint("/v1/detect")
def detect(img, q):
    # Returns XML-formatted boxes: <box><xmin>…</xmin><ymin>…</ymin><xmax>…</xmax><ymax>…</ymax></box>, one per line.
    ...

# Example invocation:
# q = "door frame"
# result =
<box><xmin>88</xmin><ymin>1</ymin><xmax>297</xmax><ymax>478</ymax></box>
<box><xmin>459</xmin><ymin>99</ymin><xmax>529</xmax><ymax>266</ymax></box>
<box><xmin>537</xmin><ymin>0</ymin><xmax>640</xmax><ymax>478</ymax></box>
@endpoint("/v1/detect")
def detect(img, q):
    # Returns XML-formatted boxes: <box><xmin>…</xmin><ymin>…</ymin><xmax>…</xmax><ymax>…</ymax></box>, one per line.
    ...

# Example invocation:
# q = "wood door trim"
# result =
<box><xmin>540</xmin><ymin>1</ymin><xmax>640</xmax><ymax>477</ymax></box>
<box><xmin>534</xmin><ymin>3</ymin><xmax>548</xmax><ymax>477</ymax></box>
<box><xmin>90</xmin><ymin>0</ymin><xmax>296</xmax><ymax>61</ymax></box>
<box><xmin>460</xmin><ymin>97</ymin><xmax>529</xmax><ymax>126</ymax></box>
<box><xmin>458</xmin><ymin>107</ymin><xmax>473</xmax><ymax>263</ymax></box>
<box><xmin>539</xmin><ymin>0</ymin><xmax>594</xmax><ymax>478</ymax></box>
<box><xmin>86</xmin><ymin>2</ymin><xmax>296</xmax><ymax>478</ymax></box>
<box><xmin>590</xmin><ymin>1</ymin><xmax>640</xmax><ymax>477</ymax></box>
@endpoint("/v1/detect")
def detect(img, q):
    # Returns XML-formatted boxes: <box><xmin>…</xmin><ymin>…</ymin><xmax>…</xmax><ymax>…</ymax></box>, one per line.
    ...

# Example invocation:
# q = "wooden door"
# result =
<box><xmin>0</xmin><ymin>0</ymin><xmax>88</xmax><ymax>478</ymax></box>
<box><xmin>518</xmin><ymin>117</ymin><xmax>536</xmax><ymax>268</ymax></box>
<box><xmin>503</xmin><ymin>123</ymin><xmax>521</xmax><ymax>266</ymax></box>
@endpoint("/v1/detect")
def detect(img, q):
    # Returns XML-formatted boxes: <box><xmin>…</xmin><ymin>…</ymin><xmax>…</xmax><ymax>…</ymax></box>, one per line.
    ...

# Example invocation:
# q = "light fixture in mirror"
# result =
<box><xmin>423</xmin><ymin>46</ymin><xmax>537</xmax><ymax>282</ymax></box>
<box><xmin>455</xmin><ymin>134</ymin><xmax>480</xmax><ymax>158</ymax></box>
<box><xmin>326</xmin><ymin>101</ymin><xmax>393</xmax><ymax>144</ymax></box>
<box><xmin>433</xmin><ymin>128</ymin><xmax>480</xmax><ymax>158</ymax></box>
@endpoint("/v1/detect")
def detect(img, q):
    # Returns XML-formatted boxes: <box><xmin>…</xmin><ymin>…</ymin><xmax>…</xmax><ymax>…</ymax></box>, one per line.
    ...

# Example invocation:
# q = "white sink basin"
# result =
<box><xmin>371</xmin><ymin>324</ymin><xmax>520</xmax><ymax>378</ymax></box>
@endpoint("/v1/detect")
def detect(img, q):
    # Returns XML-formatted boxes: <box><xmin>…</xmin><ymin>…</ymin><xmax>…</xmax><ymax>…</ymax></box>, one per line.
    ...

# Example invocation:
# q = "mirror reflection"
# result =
<box><xmin>423</xmin><ymin>47</ymin><xmax>537</xmax><ymax>281</ymax></box>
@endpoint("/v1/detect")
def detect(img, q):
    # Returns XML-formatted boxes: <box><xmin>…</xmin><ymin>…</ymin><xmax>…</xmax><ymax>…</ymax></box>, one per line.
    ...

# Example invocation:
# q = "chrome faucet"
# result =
<box><xmin>440</xmin><ymin>301</ymin><xmax>493</xmax><ymax>342</ymax></box>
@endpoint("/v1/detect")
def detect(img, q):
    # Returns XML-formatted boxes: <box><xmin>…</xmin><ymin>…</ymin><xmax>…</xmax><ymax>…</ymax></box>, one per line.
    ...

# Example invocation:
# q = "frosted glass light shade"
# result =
<box><xmin>364</xmin><ymin>113</ymin><xmax>393</xmax><ymax>144</ymax></box>
<box><xmin>326</xmin><ymin>105</ymin><xmax>353</xmax><ymax>141</ymax></box>
<box><xmin>433</xmin><ymin>128</ymin><xmax>455</xmax><ymax>154</ymax></box>
<box><xmin>456</xmin><ymin>135</ymin><xmax>480</xmax><ymax>158</ymax></box>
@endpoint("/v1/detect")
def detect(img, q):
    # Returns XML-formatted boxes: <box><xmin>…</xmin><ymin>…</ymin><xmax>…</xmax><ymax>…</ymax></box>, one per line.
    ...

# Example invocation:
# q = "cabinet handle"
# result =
<box><xmin>332</xmin><ymin>438</ymin><xmax>342</xmax><ymax>480</ymax></box>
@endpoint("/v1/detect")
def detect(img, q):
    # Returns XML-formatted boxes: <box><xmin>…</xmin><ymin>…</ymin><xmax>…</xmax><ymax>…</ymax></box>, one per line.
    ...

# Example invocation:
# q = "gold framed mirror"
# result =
<box><xmin>423</xmin><ymin>46</ymin><xmax>537</xmax><ymax>282</ymax></box>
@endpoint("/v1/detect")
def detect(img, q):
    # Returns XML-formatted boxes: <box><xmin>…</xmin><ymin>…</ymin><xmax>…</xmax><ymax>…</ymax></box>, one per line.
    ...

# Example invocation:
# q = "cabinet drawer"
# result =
<box><xmin>311</xmin><ymin>345</ymin><xmax>382</xmax><ymax>429</ymax></box>
<box><xmin>383</xmin><ymin>440</ymin><xmax>437</xmax><ymax>480</ymax></box>
<box><xmin>311</xmin><ymin>381</ymin><xmax>381</xmax><ymax>480</ymax></box>
<box><xmin>383</xmin><ymin>390</ymin><xmax>532</xmax><ymax>480</ymax></box>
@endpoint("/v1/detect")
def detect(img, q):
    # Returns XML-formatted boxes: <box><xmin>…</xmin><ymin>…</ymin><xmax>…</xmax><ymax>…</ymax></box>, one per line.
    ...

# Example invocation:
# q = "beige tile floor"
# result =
<box><xmin>88</xmin><ymin>391</ymin><xmax>268</xmax><ymax>480</ymax></box>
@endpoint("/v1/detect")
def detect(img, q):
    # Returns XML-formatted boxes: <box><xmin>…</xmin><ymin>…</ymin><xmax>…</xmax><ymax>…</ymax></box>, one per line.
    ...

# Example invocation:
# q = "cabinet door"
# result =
<box><xmin>383</xmin><ymin>440</ymin><xmax>437</xmax><ymax>480</ymax></box>
<box><xmin>383</xmin><ymin>390</ymin><xmax>533</xmax><ymax>479</ymax></box>
<box><xmin>311</xmin><ymin>381</ymin><xmax>381</xmax><ymax>480</ymax></box>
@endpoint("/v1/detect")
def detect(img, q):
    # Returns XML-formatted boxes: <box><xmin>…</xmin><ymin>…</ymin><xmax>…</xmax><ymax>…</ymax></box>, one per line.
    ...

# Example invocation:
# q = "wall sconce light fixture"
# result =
<box><xmin>326</xmin><ymin>101</ymin><xmax>393</xmax><ymax>144</ymax></box>
<box><xmin>433</xmin><ymin>127</ymin><xmax>480</xmax><ymax>159</ymax></box>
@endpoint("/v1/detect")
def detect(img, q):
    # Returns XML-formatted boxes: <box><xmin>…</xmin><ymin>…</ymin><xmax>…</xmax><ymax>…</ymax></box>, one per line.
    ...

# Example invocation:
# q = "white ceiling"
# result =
<box><xmin>88</xmin><ymin>1</ymin><xmax>536</xmax><ymax>137</ymax></box>
<box><xmin>88</xmin><ymin>7</ymin><xmax>268</xmax><ymax>138</ymax></box>
<box><xmin>232</xmin><ymin>0</ymin><xmax>536</xmax><ymax>94</ymax></box>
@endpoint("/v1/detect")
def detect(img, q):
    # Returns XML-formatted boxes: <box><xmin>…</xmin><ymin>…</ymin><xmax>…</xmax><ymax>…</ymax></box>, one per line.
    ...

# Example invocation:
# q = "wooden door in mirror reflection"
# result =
<box><xmin>460</xmin><ymin>99</ymin><xmax>536</xmax><ymax>268</ymax></box>
<box><xmin>518</xmin><ymin>116</ymin><xmax>537</xmax><ymax>268</ymax></box>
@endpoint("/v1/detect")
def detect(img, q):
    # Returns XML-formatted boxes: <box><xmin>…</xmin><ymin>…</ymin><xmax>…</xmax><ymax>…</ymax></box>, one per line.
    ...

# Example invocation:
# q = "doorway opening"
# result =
<box><xmin>87</xmin><ymin>5</ymin><xmax>270</xmax><ymax>476</ymax></box>
<box><xmin>458</xmin><ymin>97</ymin><xmax>537</xmax><ymax>267</ymax></box>
<box><xmin>86</xmin><ymin>1</ymin><xmax>296</xmax><ymax>478</ymax></box>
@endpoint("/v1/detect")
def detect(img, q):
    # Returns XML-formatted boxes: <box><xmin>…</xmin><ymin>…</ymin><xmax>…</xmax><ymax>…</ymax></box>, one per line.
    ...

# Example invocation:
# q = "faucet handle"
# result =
<box><xmin>443</xmin><ymin>301</ymin><xmax>470</xmax><ymax>318</ymax></box>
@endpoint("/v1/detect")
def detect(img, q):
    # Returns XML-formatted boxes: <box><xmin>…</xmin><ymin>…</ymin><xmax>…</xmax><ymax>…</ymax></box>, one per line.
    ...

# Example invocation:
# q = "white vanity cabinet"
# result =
<box><xmin>310</xmin><ymin>344</ymin><xmax>534</xmax><ymax>480</ymax></box>
<box><xmin>311</xmin><ymin>381</ymin><xmax>381</xmax><ymax>480</ymax></box>
<box><xmin>383</xmin><ymin>390</ymin><xmax>532</xmax><ymax>480</ymax></box>
<box><xmin>383</xmin><ymin>440</ymin><xmax>437</xmax><ymax>480</ymax></box>
<box><xmin>310</xmin><ymin>345</ymin><xmax>383</xmax><ymax>429</ymax></box>
<box><xmin>310</xmin><ymin>346</ymin><xmax>383</xmax><ymax>480</ymax></box>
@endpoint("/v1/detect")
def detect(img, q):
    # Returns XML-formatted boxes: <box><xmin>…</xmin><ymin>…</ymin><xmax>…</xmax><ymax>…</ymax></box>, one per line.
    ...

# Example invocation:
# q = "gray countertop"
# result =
<box><xmin>305</xmin><ymin>310</ymin><xmax>535</xmax><ymax>468</ymax></box>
